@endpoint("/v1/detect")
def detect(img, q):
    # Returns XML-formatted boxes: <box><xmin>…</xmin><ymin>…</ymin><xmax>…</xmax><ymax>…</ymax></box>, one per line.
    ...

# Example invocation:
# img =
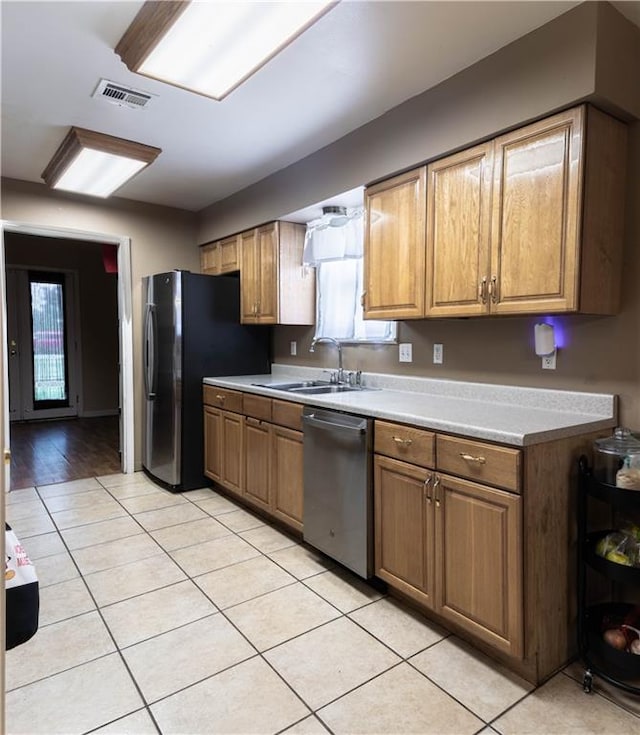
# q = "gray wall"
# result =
<box><xmin>197</xmin><ymin>2</ymin><xmax>640</xmax><ymax>430</ymax></box>
<box><xmin>1</xmin><ymin>181</ymin><xmax>198</xmax><ymax>468</ymax></box>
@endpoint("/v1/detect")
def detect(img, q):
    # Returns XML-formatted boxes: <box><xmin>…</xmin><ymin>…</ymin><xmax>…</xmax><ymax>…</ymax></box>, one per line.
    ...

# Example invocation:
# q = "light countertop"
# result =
<box><xmin>204</xmin><ymin>365</ymin><xmax>616</xmax><ymax>447</ymax></box>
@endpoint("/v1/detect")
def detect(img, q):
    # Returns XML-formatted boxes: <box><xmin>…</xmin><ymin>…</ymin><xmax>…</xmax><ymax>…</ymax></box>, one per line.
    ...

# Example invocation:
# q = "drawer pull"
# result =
<box><xmin>392</xmin><ymin>436</ymin><xmax>413</xmax><ymax>446</ymax></box>
<box><xmin>460</xmin><ymin>452</ymin><xmax>486</xmax><ymax>464</ymax></box>
<box><xmin>215</xmin><ymin>394</ymin><xmax>226</xmax><ymax>403</ymax></box>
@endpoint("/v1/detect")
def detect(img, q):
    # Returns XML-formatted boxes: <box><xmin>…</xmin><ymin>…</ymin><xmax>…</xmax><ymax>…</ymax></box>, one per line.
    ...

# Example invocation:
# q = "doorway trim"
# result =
<box><xmin>1</xmin><ymin>220</ymin><xmax>134</xmax><ymax>484</ymax></box>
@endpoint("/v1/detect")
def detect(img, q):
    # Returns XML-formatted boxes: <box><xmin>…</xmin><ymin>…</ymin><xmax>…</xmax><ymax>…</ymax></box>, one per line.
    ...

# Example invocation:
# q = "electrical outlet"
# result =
<box><xmin>542</xmin><ymin>352</ymin><xmax>557</xmax><ymax>370</ymax></box>
<box><xmin>399</xmin><ymin>343</ymin><xmax>412</xmax><ymax>362</ymax></box>
<box><xmin>290</xmin><ymin>341</ymin><xmax>297</xmax><ymax>356</ymax></box>
<box><xmin>433</xmin><ymin>343</ymin><xmax>443</xmax><ymax>364</ymax></box>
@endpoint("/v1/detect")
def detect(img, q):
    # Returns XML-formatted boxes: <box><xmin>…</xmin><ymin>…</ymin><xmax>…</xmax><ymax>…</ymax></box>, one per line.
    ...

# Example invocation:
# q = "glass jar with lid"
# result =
<box><xmin>593</xmin><ymin>427</ymin><xmax>640</xmax><ymax>487</ymax></box>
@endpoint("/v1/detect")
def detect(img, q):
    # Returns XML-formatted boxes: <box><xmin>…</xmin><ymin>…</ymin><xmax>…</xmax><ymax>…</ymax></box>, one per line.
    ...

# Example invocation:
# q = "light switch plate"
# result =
<box><xmin>290</xmin><ymin>341</ymin><xmax>297</xmax><ymax>356</ymax></box>
<box><xmin>433</xmin><ymin>343</ymin><xmax>443</xmax><ymax>364</ymax></box>
<box><xmin>399</xmin><ymin>343</ymin><xmax>412</xmax><ymax>362</ymax></box>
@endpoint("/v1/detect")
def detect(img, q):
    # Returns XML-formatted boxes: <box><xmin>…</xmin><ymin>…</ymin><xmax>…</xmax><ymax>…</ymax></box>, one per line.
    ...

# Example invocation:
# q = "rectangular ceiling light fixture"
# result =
<box><xmin>115</xmin><ymin>0</ymin><xmax>336</xmax><ymax>100</ymax></box>
<box><xmin>41</xmin><ymin>127</ymin><xmax>161</xmax><ymax>198</ymax></box>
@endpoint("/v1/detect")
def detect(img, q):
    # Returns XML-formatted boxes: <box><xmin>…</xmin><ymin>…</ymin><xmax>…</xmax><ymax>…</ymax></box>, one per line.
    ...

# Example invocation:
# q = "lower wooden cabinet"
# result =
<box><xmin>204</xmin><ymin>406</ymin><xmax>222</xmax><ymax>483</ymax></box>
<box><xmin>244</xmin><ymin>417</ymin><xmax>271</xmax><ymax>511</ymax></box>
<box><xmin>203</xmin><ymin>404</ymin><xmax>244</xmax><ymax>497</ymax></box>
<box><xmin>271</xmin><ymin>425</ymin><xmax>304</xmax><ymax>532</ymax></box>
<box><xmin>374</xmin><ymin>455</ymin><xmax>435</xmax><ymax>607</ymax></box>
<box><xmin>203</xmin><ymin>388</ymin><xmax>303</xmax><ymax>532</ymax></box>
<box><xmin>436</xmin><ymin>473</ymin><xmax>523</xmax><ymax>658</ymax></box>
<box><xmin>242</xmin><ymin>418</ymin><xmax>304</xmax><ymax>532</ymax></box>
<box><xmin>374</xmin><ymin>454</ymin><xmax>523</xmax><ymax>659</ymax></box>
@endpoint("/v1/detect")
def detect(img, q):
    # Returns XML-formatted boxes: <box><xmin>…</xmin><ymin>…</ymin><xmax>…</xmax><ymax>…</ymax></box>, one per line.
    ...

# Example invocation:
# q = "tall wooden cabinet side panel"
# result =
<box><xmin>240</xmin><ymin>229</ymin><xmax>258</xmax><ymax>323</ymax></box>
<box><xmin>489</xmin><ymin>107</ymin><xmax>584</xmax><ymax>314</ymax></box>
<box><xmin>578</xmin><ymin>106</ymin><xmax>627</xmax><ymax>315</ymax></box>
<box><xmin>364</xmin><ymin>167</ymin><xmax>427</xmax><ymax>319</ymax></box>
<box><xmin>426</xmin><ymin>143</ymin><xmax>493</xmax><ymax>317</ymax></box>
<box><xmin>374</xmin><ymin>455</ymin><xmax>434</xmax><ymax>607</ymax></box>
<box><xmin>278</xmin><ymin>221</ymin><xmax>315</xmax><ymax>325</ymax></box>
<box><xmin>436</xmin><ymin>474</ymin><xmax>523</xmax><ymax>658</ymax></box>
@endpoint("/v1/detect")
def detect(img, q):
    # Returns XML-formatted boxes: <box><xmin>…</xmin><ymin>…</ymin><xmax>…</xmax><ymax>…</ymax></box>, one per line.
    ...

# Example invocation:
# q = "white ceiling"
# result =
<box><xmin>2</xmin><ymin>1</ymin><xmax>638</xmax><ymax>215</ymax></box>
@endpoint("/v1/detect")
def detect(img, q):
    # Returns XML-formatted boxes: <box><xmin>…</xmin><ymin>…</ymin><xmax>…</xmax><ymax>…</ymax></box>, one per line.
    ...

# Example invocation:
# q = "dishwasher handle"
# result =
<box><xmin>303</xmin><ymin>413</ymin><xmax>366</xmax><ymax>435</ymax></box>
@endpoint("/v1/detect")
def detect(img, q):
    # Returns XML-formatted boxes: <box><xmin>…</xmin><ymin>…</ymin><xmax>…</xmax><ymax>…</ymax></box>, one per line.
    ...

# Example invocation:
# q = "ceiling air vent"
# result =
<box><xmin>92</xmin><ymin>79</ymin><xmax>154</xmax><ymax>110</ymax></box>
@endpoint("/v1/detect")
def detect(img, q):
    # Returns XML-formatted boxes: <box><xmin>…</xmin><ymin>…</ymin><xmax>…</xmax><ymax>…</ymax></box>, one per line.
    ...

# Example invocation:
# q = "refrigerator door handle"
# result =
<box><xmin>144</xmin><ymin>304</ymin><xmax>157</xmax><ymax>399</ymax></box>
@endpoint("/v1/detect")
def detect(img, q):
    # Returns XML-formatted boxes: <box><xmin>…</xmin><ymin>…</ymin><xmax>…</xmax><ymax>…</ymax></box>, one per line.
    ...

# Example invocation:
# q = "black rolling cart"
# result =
<box><xmin>577</xmin><ymin>456</ymin><xmax>640</xmax><ymax>695</ymax></box>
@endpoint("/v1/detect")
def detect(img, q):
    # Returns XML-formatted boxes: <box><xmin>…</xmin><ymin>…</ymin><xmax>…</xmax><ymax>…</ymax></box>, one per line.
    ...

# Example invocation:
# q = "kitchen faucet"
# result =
<box><xmin>310</xmin><ymin>337</ymin><xmax>344</xmax><ymax>383</ymax></box>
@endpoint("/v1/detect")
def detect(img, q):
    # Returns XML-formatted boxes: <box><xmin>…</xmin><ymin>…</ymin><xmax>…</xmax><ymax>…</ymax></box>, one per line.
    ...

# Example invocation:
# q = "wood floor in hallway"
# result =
<box><xmin>9</xmin><ymin>416</ymin><xmax>121</xmax><ymax>490</ymax></box>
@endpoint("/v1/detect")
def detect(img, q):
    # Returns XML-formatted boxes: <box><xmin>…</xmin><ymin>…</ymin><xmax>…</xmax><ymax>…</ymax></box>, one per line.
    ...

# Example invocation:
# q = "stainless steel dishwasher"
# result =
<box><xmin>302</xmin><ymin>406</ymin><xmax>373</xmax><ymax>579</ymax></box>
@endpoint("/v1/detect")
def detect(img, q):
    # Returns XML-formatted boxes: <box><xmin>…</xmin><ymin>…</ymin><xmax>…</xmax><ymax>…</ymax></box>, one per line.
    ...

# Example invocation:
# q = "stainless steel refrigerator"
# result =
<box><xmin>142</xmin><ymin>271</ymin><xmax>270</xmax><ymax>491</ymax></box>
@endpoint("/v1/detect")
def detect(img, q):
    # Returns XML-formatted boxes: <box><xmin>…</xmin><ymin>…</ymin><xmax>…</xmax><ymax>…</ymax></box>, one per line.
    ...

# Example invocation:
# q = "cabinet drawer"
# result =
<box><xmin>203</xmin><ymin>385</ymin><xmax>243</xmax><ymax>413</ymax></box>
<box><xmin>272</xmin><ymin>399</ymin><xmax>303</xmax><ymax>431</ymax></box>
<box><xmin>243</xmin><ymin>393</ymin><xmax>272</xmax><ymax>421</ymax></box>
<box><xmin>437</xmin><ymin>435</ymin><xmax>521</xmax><ymax>492</ymax></box>
<box><xmin>375</xmin><ymin>420</ymin><xmax>435</xmax><ymax>468</ymax></box>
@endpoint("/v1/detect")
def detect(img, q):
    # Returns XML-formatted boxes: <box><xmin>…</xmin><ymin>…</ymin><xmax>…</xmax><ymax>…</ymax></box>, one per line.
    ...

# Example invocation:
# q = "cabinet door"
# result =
<box><xmin>489</xmin><ymin>107</ymin><xmax>583</xmax><ymax>314</ymax></box>
<box><xmin>271</xmin><ymin>425</ymin><xmax>304</xmax><ymax>532</ymax></box>
<box><xmin>426</xmin><ymin>143</ymin><xmax>493</xmax><ymax>317</ymax></box>
<box><xmin>219</xmin><ymin>234</ymin><xmax>240</xmax><ymax>273</ymax></box>
<box><xmin>244</xmin><ymin>418</ymin><xmax>271</xmax><ymax>512</ymax></box>
<box><xmin>435</xmin><ymin>474</ymin><xmax>523</xmax><ymax>658</ymax></box>
<box><xmin>201</xmin><ymin>243</ymin><xmax>219</xmax><ymax>275</ymax></box>
<box><xmin>221</xmin><ymin>411</ymin><xmax>244</xmax><ymax>496</ymax></box>
<box><xmin>374</xmin><ymin>455</ymin><xmax>434</xmax><ymax>608</ymax></box>
<box><xmin>240</xmin><ymin>229</ymin><xmax>259</xmax><ymax>323</ymax></box>
<box><xmin>256</xmin><ymin>223</ymin><xmax>278</xmax><ymax>323</ymax></box>
<box><xmin>203</xmin><ymin>406</ymin><xmax>222</xmax><ymax>482</ymax></box>
<box><xmin>364</xmin><ymin>167</ymin><xmax>427</xmax><ymax>319</ymax></box>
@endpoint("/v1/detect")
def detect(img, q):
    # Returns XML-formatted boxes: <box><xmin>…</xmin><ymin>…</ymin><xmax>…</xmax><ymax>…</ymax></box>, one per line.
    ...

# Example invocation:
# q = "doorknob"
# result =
<box><xmin>4</xmin><ymin>449</ymin><xmax>11</xmax><ymax>464</ymax></box>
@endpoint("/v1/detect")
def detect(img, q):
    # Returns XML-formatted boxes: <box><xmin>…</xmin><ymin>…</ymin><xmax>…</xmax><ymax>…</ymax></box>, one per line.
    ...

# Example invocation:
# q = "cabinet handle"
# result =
<box><xmin>433</xmin><ymin>475</ymin><xmax>441</xmax><ymax>507</ymax></box>
<box><xmin>478</xmin><ymin>276</ymin><xmax>487</xmax><ymax>304</ymax></box>
<box><xmin>488</xmin><ymin>275</ymin><xmax>498</xmax><ymax>304</ymax></box>
<box><xmin>246</xmin><ymin>417</ymin><xmax>261</xmax><ymax>427</ymax></box>
<box><xmin>361</xmin><ymin>291</ymin><xmax>367</xmax><ymax>308</ymax></box>
<box><xmin>460</xmin><ymin>452</ymin><xmax>486</xmax><ymax>464</ymax></box>
<box><xmin>392</xmin><ymin>436</ymin><xmax>413</xmax><ymax>446</ymax></box>
<box><xmin>215</xmin><ymin>394</ymin><xmax>226</xmax><ymax>404</ymax></box>
<box><xmin>423</xmin><ymin>474</ymin><xmax>432</xmax><ymax>503</ymax></box>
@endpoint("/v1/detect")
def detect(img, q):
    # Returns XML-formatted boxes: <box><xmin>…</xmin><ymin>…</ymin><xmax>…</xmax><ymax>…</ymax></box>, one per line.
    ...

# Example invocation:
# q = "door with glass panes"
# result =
<box><xmin>7</xmin><ymin>268</ymin><xmax>78</xmax><ymax>421</ymax></box>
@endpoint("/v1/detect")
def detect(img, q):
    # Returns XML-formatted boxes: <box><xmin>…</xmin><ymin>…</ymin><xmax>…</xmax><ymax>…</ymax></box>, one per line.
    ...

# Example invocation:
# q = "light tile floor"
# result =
<box><xmin>5</xmin><ymin>473</ymin><xmax>640</xmax><ymax>734</ymax></box>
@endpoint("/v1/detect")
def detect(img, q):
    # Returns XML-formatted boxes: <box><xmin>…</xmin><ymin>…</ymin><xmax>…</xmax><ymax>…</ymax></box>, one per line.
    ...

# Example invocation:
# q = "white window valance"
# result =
<box><xmin>302</xmin><ymin>207</ymin><xmax>364</xmax><ymax>265</ymax></box>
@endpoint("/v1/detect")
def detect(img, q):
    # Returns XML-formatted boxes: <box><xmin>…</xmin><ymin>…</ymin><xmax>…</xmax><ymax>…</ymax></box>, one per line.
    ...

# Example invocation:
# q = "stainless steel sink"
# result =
<box><xmin>252</xmin><ymin>380</ymin><xmax>372</xmax><ymax>394</ymax></box>
<box><xmin>252</xmin><ymin>380</ymin><xmax>330</xmax><ymax>391</ymax></box>
<box><xmin>287</xmin><ymin>384</ymin><xmax>366</xmax><ymax>395</ymax></box>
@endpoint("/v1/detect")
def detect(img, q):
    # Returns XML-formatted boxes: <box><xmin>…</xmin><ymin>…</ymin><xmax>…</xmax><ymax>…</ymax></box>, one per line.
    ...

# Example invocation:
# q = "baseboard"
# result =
<box><xmin>80</xmin><ymin>409</ymin><xmax>119</xmax><ymax>418</ymax></box>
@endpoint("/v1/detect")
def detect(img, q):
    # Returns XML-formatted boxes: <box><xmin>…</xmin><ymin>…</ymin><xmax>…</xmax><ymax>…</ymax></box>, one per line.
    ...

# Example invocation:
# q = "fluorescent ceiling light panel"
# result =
<box><xmin>41</xmin><ymin>127</ymin><xmax>161</xmax><ymax>198</ymax></box>
<box><xmin>116</xmin><ymin>1</ymin><xmax>336</xmax><ymax>100</ymax></box>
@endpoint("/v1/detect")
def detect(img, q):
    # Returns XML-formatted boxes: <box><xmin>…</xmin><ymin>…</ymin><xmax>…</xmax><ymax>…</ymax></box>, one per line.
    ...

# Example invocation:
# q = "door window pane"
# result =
<box><xmin>30</xmin><ymin>276</ymin><xmax>68</xmax><ymax>403</ymax></box>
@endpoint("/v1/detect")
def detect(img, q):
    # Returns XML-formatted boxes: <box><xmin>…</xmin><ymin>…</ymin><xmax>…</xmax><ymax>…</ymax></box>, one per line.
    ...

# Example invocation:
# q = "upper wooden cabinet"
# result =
<box><xmin>426</xmin><ymin>142</ymin><xmax>494</xmax><ymax>317</ymax></box>
<box><xmin>364</xmin><ymin>167</ymin><xmax>427</xmax><ymax>319</ymax></box>
<box><xmin>240</xmin><ymin>221</ymin><xmax>314</xmax><ymax>325</ymax></box>
<box><xmin>426</xmin><ymin>105</ymin><xmax>627</xmax><ymax>317</ymax></box>
<box><xmin>218</xmin><ymin>234</ymin><xmax>241</xmax><ymax>274</ymax></box>
<box><xmin>200</xmin><ymin>242</ymin><xmax>219</xmax><ymax>275</ymax></box>
<box><xmin>200</xmin><ymin>234</ymin><xmax>240</xmax><ymax>275</ymax></box>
